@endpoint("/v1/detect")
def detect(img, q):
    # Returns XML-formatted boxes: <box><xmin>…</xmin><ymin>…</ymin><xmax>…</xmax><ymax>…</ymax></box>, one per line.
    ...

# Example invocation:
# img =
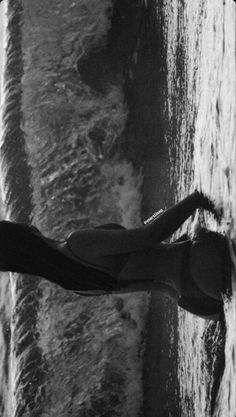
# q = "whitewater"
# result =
<box><xmin>162</xmin><ymin>1</ymin><xmax>235</xmax><ymax>416</ymax></box>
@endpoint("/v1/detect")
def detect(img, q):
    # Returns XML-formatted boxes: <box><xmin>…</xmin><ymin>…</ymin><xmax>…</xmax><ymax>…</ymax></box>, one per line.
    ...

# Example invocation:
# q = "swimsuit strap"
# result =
<box><xmin>95</xmin><ymin>223</ymin><xmax>126</xmax><ymax>230</ymax></box>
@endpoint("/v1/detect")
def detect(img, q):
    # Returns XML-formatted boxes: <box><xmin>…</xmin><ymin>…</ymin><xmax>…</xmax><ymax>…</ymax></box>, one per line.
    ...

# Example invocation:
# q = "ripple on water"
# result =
<box><xmin>162</xmin><ymin>1</ymin><xmax>235</xmax><ymax>416</ymax></box>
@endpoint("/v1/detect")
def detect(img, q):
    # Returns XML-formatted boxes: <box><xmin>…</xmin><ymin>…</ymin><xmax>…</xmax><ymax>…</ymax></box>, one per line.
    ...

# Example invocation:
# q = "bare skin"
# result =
<box><xmin>44</xmin><ymin>191</ymin><xmax>222</xmax><ymax>300</ymax></box>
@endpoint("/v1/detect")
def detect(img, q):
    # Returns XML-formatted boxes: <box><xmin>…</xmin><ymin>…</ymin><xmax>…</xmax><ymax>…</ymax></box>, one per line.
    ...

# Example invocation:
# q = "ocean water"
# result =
<box><xmin>162</xmin><ymin>1</ymin><xmax>235</xmax><ymax>416</ymax></box>
<box><xmin>0</xmin><ymin>1</ymin><xmax>153</xmax><ymax>416</ymax></box>
<box><xmin>0</xmin><ymin>1</ymin><xmax>235</xmax><ymax>417</ymax></box>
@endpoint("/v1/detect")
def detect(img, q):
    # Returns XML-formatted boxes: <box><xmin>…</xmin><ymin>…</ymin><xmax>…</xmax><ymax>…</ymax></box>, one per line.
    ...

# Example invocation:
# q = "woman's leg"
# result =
<box><xmin>64</xmin><ymin>191</ymin><xmax>216</xmax><ymax>260</ymax></box>
<box><xmin>146</xmin><ymin>191</ymin><xmax>217</xmax><ymax>244</ymax></box>
<box><xmin>116</xmin><ymin>192</ymin><xmax>218</xmax><ymax>297</ymax></box>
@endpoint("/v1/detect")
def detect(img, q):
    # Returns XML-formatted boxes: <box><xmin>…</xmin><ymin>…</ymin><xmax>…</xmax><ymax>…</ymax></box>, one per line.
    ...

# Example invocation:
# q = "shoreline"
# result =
<box><xmin>142</xmin><ymin>292</ymin><xmax>180</xmax><ymax>417</ymax></box>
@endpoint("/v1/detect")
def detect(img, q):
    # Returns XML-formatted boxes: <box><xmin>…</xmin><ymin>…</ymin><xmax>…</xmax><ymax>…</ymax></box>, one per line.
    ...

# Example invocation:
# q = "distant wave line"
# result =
<box><xmin>0</xmin><ymin>1</ymin><xmax>45</xmax><ymax>417</ymax></box>
<box><xmin>0</xmin><ymin>0</ymin><xmax>33</xmax><ymax>220</ymax></box>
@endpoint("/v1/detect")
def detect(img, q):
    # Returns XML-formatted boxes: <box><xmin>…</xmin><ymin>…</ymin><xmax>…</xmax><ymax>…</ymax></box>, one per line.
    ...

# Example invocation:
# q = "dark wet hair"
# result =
<box><xmin>0</xmin><ymin>220</ymin><xmax>117</xmax><ymax>293</ymax></box>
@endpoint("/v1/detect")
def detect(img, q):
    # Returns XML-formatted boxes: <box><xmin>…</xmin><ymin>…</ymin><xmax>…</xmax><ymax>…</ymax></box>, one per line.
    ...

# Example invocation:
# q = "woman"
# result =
<box><xmin>0</xmin><ymin>191</ymin><xmax>228</xmax><ymax>318</ymax></box>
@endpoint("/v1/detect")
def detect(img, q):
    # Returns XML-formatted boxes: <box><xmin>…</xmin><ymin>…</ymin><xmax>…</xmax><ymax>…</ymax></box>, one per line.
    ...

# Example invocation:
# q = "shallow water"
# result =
<box><xmin>162</xmin><ymin>1</ymin><xmax>236</xmax><ymax>416</ymax></box>
<box><xmin>0</xmin><ymin>1</ymin><xmax>235</xmax><ymax>417</ymax></box>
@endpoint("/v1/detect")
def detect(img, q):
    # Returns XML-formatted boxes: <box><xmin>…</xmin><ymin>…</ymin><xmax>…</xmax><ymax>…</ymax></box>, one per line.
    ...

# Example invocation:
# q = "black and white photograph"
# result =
<box><xmin>0</xmin><ymin>1</ymin><xmax>235</xmax><ymax>416</ymax></box>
